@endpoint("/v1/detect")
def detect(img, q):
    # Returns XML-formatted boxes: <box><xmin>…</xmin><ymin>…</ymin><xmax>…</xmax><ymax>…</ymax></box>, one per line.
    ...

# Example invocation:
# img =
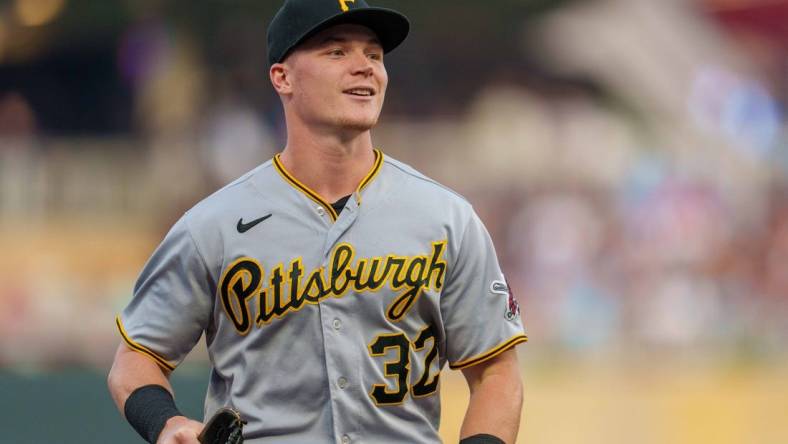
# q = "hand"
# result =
<box><xmin>157</xmin><ymin>416</ymin><xmax>205</xmax><ymax>444</ymax></box>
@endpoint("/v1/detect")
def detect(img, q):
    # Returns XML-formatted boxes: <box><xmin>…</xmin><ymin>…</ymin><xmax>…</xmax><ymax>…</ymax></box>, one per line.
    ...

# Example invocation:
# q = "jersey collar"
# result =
<box><xmin>273</xmin><ymin>149</ymin><xmax>384</xmax><ymax>222</ymax></box>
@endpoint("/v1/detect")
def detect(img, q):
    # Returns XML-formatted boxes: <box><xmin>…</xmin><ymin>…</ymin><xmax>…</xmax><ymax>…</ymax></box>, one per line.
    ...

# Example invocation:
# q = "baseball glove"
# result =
<box><xmin>198</xmin><ymin>407</ymin><xmax>245</xmax><ymax>444</ymax></box>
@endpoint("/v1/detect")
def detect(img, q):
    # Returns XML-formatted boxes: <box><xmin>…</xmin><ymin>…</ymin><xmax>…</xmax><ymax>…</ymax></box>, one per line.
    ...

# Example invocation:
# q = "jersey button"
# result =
<box><xmin>316</xmin><ymin>206</ymin><xmax>325</xmax><ymax>216</ymax></box>
<box><xmin>341</xmin><ymin>435</ymin><xmax>350</xmax><ymax>444</ymax></box>
<box><xmin>332</xmin><ymin>318</ymin><xmax>342</xmax><ymax>330</ymax></box>
<box><xmin>337</xmin><ymin>377</ymin><xmax>348</xmax><ymax>389</ymax></box>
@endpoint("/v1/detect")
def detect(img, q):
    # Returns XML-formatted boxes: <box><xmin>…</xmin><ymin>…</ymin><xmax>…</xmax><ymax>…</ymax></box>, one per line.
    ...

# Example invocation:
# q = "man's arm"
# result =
<box><xmin>108</xmin><ymin>343</ymin><xmax>204</xmax><ymax>444</ymax></box>
<box><xmin>459</xmin><ymin>349</ymin><xmax>523</xmax><ymax>444</ymax></box>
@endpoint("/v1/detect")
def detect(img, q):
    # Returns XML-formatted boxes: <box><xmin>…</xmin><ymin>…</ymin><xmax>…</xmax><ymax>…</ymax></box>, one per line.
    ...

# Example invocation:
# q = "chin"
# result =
<box><xmin>337</xmin><ymin>115</ymin><xmax>379</xmax><ymax>132</ymax></box>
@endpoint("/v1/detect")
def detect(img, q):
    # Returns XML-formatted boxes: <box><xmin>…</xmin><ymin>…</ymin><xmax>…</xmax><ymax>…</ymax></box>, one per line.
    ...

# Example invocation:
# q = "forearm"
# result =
<box><xmin>460</xmin><ymin>350</ymin><xmax>523</xmax><ymax>444</ymax></box>
<box><xmin>107</xmin><ymin>343</ymin><xmax>173</xmax><ymax>415</ymax></box>
<box><xmin>108</xmin><ymin>343</ymin><xmax>205</xmax><ymax>443</ymax></box>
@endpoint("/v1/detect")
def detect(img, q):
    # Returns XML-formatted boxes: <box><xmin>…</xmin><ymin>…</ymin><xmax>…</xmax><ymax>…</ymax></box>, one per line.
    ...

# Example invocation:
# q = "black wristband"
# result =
<box><xmin>124</xmin><ymin>384</ymin><xmax>182</xmax><ymax>444</ymax></box>
<box><xmin>460</xmin><ymin>434</ymin><xmax>506</xmax><ymax>444</ymax></box>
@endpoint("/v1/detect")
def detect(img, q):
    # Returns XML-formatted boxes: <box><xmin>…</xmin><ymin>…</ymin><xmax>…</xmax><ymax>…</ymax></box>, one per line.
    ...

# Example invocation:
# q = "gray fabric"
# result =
<box><xmin>119</xmin><ymin>153</ymin><xmax>527</xmax><ymax>443</ymax></box>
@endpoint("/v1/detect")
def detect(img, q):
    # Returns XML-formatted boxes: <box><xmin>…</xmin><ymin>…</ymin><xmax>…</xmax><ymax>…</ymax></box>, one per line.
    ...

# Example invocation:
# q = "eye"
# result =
<box><xmin>367</xmin><ymin>52</ymin><xmax>383</xmax><ymax>61</ymax></box>
<box><xmin>328</xmin><ymin>48</ymin><xmax>345</xmax><ymax>57</ymax></box>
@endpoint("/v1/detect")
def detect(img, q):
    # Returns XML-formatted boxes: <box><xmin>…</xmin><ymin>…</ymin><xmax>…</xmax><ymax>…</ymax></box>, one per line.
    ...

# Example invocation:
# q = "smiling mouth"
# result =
<box><xmin>343</xmin><ymin>88</ymin><xmax>376</xmax><ymax>97</ymax></box>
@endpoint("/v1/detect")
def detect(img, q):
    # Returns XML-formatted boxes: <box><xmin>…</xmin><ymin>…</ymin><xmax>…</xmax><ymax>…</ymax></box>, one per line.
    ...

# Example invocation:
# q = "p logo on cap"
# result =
<box><xmin>339</xmin><ymin>0</ymin><xmax>356</xmax><ymax>12</ymax></box>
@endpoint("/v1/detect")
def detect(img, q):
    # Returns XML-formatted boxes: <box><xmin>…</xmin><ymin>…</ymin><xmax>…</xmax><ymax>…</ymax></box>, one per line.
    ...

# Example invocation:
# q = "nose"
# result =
<box><xmin>350</xmin><ymin>51</ymin><xmax>374</xmax><ymax>77</ymax></box>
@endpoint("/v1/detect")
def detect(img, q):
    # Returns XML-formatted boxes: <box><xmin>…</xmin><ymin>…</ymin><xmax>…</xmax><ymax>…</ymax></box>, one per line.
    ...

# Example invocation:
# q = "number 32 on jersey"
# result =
<box><xmin>368</xmin><ymin>325</ymin><xmax>440</xmax><ymax>406</ymax></box>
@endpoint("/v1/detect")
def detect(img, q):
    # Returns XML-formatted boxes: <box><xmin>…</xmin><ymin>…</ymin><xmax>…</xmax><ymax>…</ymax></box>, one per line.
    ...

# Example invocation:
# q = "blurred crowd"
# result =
<box><xmin>489</xmin><ymin>175</ymin><xmax>788</xmax><ymax>356</ymax></box>
<box><xmin>1</xmin><ymin>0</ymin><xmax>788</xmax><ymax>368</ymax></box>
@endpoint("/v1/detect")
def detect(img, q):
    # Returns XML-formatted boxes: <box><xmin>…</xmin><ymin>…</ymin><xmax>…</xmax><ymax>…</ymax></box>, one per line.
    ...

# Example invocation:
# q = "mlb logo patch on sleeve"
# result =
<box><xmin>490</xmin><ymin>279</ymin><xmax>520</xmax><ymax>321</ymax></box>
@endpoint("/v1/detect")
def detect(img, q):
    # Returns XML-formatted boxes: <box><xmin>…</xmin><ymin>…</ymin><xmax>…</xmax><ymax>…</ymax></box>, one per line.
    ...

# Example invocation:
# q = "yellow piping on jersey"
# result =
<box><xmin>272</xmin><ymin>149</ymin><xmax>384</xmax><ymax>220</ymax></box>
<box><xmin>115</xmin><ymin>315</ymin><xmax>177</xmax><ymax>371</ymax></box>
<box><xmin>355</xmin><ymin>148</ymin><xmax>383</xmax><ymax>205</ymax></box>
<box><xmin>448</xmin><ymin>334</ymin><xmax>528</xmax><ymax>370</ymax></box>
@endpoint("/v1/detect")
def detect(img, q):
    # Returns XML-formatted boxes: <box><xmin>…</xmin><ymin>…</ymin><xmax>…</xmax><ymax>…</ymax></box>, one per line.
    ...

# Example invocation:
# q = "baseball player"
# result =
<box><xmin>107</xmin><ymin>1</ymin><xmax>527</xmax><ymax>443</ymax></box>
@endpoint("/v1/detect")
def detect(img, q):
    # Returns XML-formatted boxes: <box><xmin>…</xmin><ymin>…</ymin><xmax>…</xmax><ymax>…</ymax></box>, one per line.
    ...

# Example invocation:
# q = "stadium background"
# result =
<box><xmin>1</xmin><ymin>0</ymin><xmax>787</xmax><ymax>442</ymax></box>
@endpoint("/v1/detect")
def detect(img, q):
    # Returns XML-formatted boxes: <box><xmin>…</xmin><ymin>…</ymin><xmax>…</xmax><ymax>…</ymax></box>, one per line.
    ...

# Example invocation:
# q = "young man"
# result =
<box><xmin>107</xmin><ymin>1</ymin><xmax>527</xmax><ymax>443</ymax></box>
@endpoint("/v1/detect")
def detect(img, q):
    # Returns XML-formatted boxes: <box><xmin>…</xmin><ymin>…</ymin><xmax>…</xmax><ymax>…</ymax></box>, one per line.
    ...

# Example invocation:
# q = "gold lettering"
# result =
<box><xmin>386</xmin><ymin>286</ymin><xmax>424</xmax><ymax>321</ymax></box>
<box><xmin>355</xmin><ymin>257</ymin><xmax>386</xmax><ymax>291</ymax></box>
<box><xmin>270</xmin><ymin>264</ymin><xmax>287</xmax><ymax>316</ymax></box>
<box><xmin>426</xmin><ymin>241</ymin><xmax>448</xmax><ymax>290</ymax></box>
<box><xmin>330</xmin><ymin>244</ymin><xmax>355</xmax><ymax>296</ymax></box>
<box><xmin>219</xmin><ymin>258</ymin><xmax>264</xmax><ymax>335</ymax></box>
<box><xmin>338</xmin><ymin>0</ymin><xmax>355</xmax><ymax>12</ymax></box>
<box><xmin>386</xmin><ymin>257</ymin><xmax>407</xmax><ymax>290</ymax></box>
<box><xmin>288</xmin><ymin>258</ymin><xmax>303</xmax><ymax>307</ymax></box>
<box><xmin>256</xmin><ymin>289</ymin><xmax>272</xmax><ymax>324</ymax></box>
<box><xmin>221</xmin><ymin>240</ymin><xmax>450</xmax><ymax>332</ymax></box>
<box><xmin>304</xmin><ymin>267</ymin><xmax>328</xmax><ymax>302</ymax></box>
<box><xmin>407</xmin><ymin>257</ymin><xmax>428</xmax><ymax>285</ymax></box>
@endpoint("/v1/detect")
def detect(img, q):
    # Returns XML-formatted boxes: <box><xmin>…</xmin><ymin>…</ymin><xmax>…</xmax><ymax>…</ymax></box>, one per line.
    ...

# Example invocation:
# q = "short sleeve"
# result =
<box><xmin>440</xmin><ymin>210</ymin><xmax>527</xmax><ymax>370</ymax></box>
<box><xmin>116</xmin><ymin>214</ymin><xmax>215</xmax><ymax>370</ymax></box>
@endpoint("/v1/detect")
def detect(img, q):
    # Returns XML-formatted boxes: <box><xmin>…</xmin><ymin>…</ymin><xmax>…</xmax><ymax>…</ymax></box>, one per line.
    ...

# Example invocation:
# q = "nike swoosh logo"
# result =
<box><xmin>237</xmin><ymin>214</ymin><xmax>272</xmax><ymax>233</ymax></box>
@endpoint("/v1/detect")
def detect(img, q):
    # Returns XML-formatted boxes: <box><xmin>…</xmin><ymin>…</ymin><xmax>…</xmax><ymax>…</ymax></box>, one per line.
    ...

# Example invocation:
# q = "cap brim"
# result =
<box><xmin>278</xmin><ymin>8</ymin><xmax>410</xmax><ymax>64</ymax></box>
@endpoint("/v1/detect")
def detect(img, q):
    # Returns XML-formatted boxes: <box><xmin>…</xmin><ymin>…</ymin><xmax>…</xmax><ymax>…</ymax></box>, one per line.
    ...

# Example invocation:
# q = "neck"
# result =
<box><xmin>279</xmin><ymin>117</ymin><xmax>376</xmax><ymax>203</ymax></box>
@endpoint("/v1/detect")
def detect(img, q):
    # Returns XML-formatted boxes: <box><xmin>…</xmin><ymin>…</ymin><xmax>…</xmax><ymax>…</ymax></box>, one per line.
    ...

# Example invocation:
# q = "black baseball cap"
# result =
<box><xmin>267</xmin><ymin>0</ymin><xmax>410</xmax><ymax>65</ymax></box>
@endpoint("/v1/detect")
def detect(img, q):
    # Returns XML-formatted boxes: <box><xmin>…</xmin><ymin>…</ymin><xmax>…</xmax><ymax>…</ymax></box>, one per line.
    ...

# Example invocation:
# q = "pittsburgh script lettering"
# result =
<box><xmin>219</xmin><ymin>241</ymin><xmax>448</xmax><ymax>333</ymax></box>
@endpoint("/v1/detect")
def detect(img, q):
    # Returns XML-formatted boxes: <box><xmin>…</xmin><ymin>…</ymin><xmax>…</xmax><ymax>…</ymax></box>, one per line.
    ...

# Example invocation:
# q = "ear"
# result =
<box><xmin>270</xmin><ymin>63</ymin><xmax>293</xmax><ymax>95</ymax></box>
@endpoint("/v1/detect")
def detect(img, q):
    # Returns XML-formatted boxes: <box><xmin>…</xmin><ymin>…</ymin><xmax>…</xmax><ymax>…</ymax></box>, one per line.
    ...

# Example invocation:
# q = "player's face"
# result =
<box><xmin>280</xmin><ymin>24</ymin><xmax>388</xmax><ymax>132</ymax></box>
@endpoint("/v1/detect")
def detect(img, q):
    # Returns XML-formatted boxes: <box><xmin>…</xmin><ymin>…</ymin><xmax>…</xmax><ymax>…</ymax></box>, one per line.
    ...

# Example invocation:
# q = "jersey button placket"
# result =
<box><xmin>319</xmin><ymin>282</ymin><xmax>357</xmax><ymax>442</ymax></box>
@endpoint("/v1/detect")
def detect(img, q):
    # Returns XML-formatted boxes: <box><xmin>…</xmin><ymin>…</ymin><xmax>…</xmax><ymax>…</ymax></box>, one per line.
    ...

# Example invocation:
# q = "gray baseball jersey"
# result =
<box><xmin>117</xmin><ymin>149</ymin><xmax>527</xmax><ymax>443</ymax></box>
